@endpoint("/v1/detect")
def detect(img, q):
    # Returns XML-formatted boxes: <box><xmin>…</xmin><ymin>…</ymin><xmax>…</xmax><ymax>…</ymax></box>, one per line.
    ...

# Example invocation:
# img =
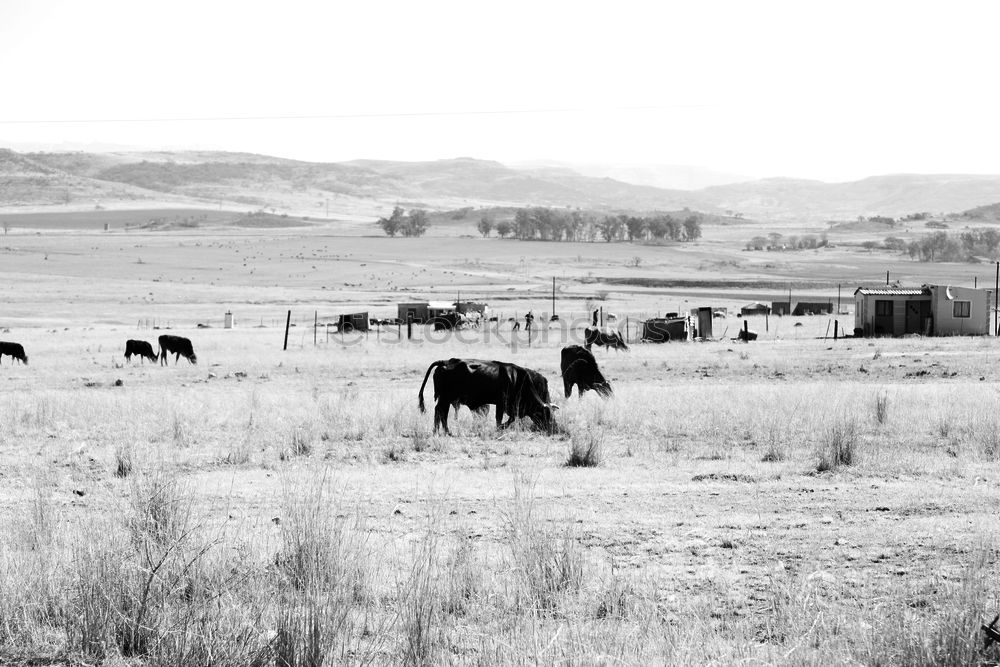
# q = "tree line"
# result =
<box><xmin>883</xmin><ymin>229</ymin><xmax>1000</xmax><ymax>262</ymax></box>
<box><xmin>376</xmin><ymin>206</ymin><xmax>430</xmax><ymax>237</ymax></box>
<box><xmin>745</xmin><ymin>232</ymin><xmax>828</xmax><ymax>251</ymax></box>
<box><xmin>477</xmin><ymin>207</ymin><xmax>702</xmax><ymax>243</ymax></box>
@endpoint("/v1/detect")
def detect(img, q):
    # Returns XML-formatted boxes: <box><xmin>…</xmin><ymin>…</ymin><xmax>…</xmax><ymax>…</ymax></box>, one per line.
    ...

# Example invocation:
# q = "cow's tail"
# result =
<box><xmin>418</xmin><ymin>360</ymin><xmax>447</xmax><ymax>413</ymax></box>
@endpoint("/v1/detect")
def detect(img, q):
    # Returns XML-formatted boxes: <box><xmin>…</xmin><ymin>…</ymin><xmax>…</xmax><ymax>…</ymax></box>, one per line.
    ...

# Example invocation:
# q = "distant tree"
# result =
<box><xmin>496</xmin><ymin>220</ymin><xmax>513</xmax><ymax>238</ymax></box>
<box><xmin>749</xmin><ymin>236</ymin><xmax>768</xmax><ymax>250</ymax></box>
<box><xmin>403</xmin><ymin>208</ymin><xmax>430</xmax><ymax>237</ymax></box>
<box><xmin>767</xmin><ymin>232</ymin><xmax>783</xmax><ymax>248</ymax></box>
<box><xmin>477</xmin><ymin>216</ymin><xmax>493</xmax><ymax>237</ymax></box>
<box><xmin>624</xmin><ymin>216</ymin><xmax>646</xmax><ymax>241</ymax></box>
<box><xmin>883</xmin><ymin>236</ymin><xmax>907</xmax><ymax>252</ymax></box>
<box><xmin>683</xmin><ymin>215</ymin><xmax>701</xmax><ymax>241</ymax></box>
<box><xmin>377</xmin><ymin>206</ymin><xmax>406</xmax><ymax>237</ymax></box>
<box><xmin>597</xmin><ymin>216</ymin><xmax>622</xmax><ymax>242</ymax></box>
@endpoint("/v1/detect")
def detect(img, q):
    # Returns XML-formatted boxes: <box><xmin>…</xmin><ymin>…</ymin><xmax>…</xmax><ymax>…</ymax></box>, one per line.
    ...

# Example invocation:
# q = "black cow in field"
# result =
<box><xmin>584</xmin><ymin>327</ymin><xmax>628</xmax><ymax>351</ymax></box>
<box><xmin>0</xmin><ymin>341</ymin><xmax>27</xmax><ymax>365</ymax></box>
<box><xmin>560</xmin><ymin>345</ymin><xmax>613</xmax><ymax>399</ymax></box>
<box><xmin>158</xmin><ymin>334</ymin><xmax>197</xmax><ymax>365</ymax></box>
<box><xmin>124</xmin><ymin>339</ymin><xmax>157</xmax><ymax>363</ymax></box>
<box><xmin>418</xmin><ymin>358</ymin><xmax>557</xmax><ymax>435</ymax></box>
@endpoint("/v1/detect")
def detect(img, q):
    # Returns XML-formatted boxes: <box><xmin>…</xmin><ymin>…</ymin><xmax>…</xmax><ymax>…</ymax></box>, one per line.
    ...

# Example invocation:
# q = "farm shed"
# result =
<box><xmin>854</xmin><ymin>285</ymin><xmax>992</xmax><ymax>337</ymax></box>
<box><xmin>337</xmin><ymin>312</ymin><xmax>369</xmax><ymax>332</ymax></box>
<box><xmin>398</xmin><ymin>302</ymin><xmax>429</xmax><ymax>323</ymax></box>
<box><xmin>740</xmin><ymin>302</ymin><xmax>771</xmax><ymax>316</ymax></box>
<box><xmin>771</xmin><ymin>301</ymin><xmax>833</xmax><ymax>316</ymax></box>
<box><xmin>398</xmin><ymin>301</ymin><xmax>458</xmax><ymax>325</ymax></box>
<box><xmin>642</xmin><ymin>317</ymin><xmax>688</xmax><ymax>342</ymax></box>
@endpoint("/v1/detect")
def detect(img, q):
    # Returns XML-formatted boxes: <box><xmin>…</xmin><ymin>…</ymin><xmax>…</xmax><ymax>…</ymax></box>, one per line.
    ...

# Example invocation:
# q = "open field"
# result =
<box><xmin>2</xmin><ymin>221</ymin><xmax>1000</xmax><ymax>664</ymax></box>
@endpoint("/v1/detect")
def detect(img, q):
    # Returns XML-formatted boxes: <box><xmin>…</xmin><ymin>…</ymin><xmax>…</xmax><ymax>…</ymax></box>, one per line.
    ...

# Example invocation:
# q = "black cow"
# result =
<box><xmin>124</xmin><ymin>339</ymin><xmax>157</xmax><ymax>363</ymax></box>
<box><xmin>584</xmin><ymin>327</ymin><xmax>628</xmax><ymax>351</ymax></box>
<box><xmin>158</xmin><ymin>335</ymin><xmax>197</xmax><ymax>365</ymax></box>
<box><xmin>418</xmin><ymin>358</ymin><xmax>557</xmax><ymax>434</ymax></box>
<box><xmin>560</xmin><ymin>345</ymin><xmax>612</xmax><ymax>399</ymax></box>
<box><xmin>0</xmin><ymin>341</ymin><xmax>27</xmax><ymax>365</ymax></box>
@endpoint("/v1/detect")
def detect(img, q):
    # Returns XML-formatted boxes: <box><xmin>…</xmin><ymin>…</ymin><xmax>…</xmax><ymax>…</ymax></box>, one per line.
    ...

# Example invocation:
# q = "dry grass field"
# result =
<box><xmin>2</xmin><ymin>221</ymin><xmax>1000</xmax><ymax>665</ymax></box>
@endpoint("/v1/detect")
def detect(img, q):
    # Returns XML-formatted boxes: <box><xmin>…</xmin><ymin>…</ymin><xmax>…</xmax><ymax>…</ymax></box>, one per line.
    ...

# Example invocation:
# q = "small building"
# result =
<box><xmin>398</xmin><ymin>302</ymin><xmax>429</xmax><ymax>323</ymax></box>
<box><xmin>642</xmin><ymin>317</ymin><xmax>688</xmax><ymax>342</ymax></box>
<box><xmin>397</xmin><ymin>301</ymin><xmax>457</xmax><ymax>324</ymax></box>
<box><xmin>854</xmin><ymin>285</ymin><xmax>991</xmax><ymax>337</ymax></box>
<box><xmin>740</xmin><ymin>302</ymin><xmax>771</xmax><ymax>316</ymax></box>
<box><xmin>337</xmin><ymin>312</ymin><xmax>369</xmax><ymax>332</ymax></box>
<box><xmin>771</xmin><ymin>300</ymin><xmax>833</xmax><ymax>316</ymax></box>
<box><xmin>793</xmin><ymin>301</ymin><xmax>833</xmax><ymax>316</ymax></box>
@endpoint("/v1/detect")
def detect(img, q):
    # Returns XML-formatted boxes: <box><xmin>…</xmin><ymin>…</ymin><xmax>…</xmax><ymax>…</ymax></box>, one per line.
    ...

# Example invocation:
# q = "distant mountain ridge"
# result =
<box><xmin>4</xmin><ymin>148</ymin><xmax>1000</xmax><ymax>222</ymax></box>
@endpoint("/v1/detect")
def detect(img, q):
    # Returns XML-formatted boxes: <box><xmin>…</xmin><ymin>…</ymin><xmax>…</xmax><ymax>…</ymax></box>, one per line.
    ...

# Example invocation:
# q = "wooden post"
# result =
<box><xmin>551</xmin><ymin>276</ymin><xmax>556</xmax><ymax>318</ymax></box>
<box><xmin>283</xmin><ymin>310</ymin><xmax>291</xmax><ymax>350</ymax></box>
<box><xmin>834</xmin><ymin>320</ymin><xmax>839</xmax><ymax>340</ymax></box>
<box><xmin>407</xmin><ymin>320</ymin><xmax>412</xmax><ymax>340</ymax></box>
<box><xmin>313</xmin><ymin>311</ymin><xmax>317</xmax><ymax>346</ymax></box>
<box><xmin>743</xmin><ymin>319</ymin><xmax>749</xmax><ymax>341</ymax></box>
<box><xmin>765</xmin><ymin>313</ymin><xmax>769</xmax><ymax>332</ymax></box>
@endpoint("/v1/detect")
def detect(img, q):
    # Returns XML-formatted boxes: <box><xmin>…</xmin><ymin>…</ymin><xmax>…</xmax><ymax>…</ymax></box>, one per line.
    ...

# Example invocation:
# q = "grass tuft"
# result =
<box><xmin>816</xmin><ymin>418</ymin><xmax>858</xmax><ymax>472</ymax></box>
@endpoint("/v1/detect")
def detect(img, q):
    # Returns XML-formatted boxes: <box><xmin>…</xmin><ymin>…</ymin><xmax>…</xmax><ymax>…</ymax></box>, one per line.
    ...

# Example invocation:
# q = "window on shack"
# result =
<box><xmin>953</xmin><ymin>301</ymin><xmax>971</xmax><ymax>318</ymax></box>
<box><xmin>875</xmin><ymin>300</ymin><xmax>893</xmax><ymax>316</ymax></box>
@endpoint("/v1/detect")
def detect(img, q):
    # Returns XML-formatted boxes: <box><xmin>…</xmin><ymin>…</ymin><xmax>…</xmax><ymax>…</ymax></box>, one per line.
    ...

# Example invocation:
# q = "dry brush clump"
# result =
<box><xmin>566</xmin><ymin>425</ymin><xmax>604</xmax><ymax>467</ymax></box>
<box><xmin>503</xmin><ymin>477</ymin><xmax>585</xmax><ymax>614</ymax></box>
<box><xmin>816</xmin><ymin>417</ymin><xmax>859</xmax><ymax>472</ymax></box>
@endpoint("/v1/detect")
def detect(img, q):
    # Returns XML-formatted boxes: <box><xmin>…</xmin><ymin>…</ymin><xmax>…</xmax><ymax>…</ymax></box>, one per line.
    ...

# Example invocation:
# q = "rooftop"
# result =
<box><xmin>854</xmin><ymin>287</ymin><xmax>929</xmax><ymax>296</ymax></box>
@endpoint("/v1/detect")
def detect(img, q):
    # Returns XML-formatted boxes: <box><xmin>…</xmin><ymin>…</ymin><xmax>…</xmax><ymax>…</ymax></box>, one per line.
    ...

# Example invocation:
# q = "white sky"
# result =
<box><xmin>1</xmin><ymin>0</ymin><xmax>998</xmax><ymax>182</ymax></box>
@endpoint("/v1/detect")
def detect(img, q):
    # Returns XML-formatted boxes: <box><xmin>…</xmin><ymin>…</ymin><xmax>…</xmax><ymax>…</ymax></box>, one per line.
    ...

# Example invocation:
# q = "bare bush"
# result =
<box><xmin>816</xmin><ymin>418</ymin><xmax>858</xmax><ymax>472</ymax></box>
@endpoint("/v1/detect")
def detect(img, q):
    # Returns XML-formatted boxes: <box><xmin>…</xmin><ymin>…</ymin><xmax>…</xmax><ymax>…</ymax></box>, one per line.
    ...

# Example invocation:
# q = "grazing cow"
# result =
<box><xmin>560</xmin><ymin>345</ymin><xmax>613</xmax><ymax>399</ymax></box>
<box><xmin>158</xmin><ymin>334</ymin><xmax>197</xmax><ymax>365</ymax></box>
<box><xmin>124</xmin><ymin>339</ymin><xmax>157</xmax><ymax>363</ymax></box>
<box><xmin>418</xmin><ymin>358</ymin><xmax>557</xmax><ymax>434</ymax></box>
<box><xmin>584</xmin><ymin>326</ymin><xmax>628</xmax><ymax>351</ymax></box>
<box><xmin>0</xmin><ymin>341</ymin><xmax>27</xmax><ymax>365</ymax></box>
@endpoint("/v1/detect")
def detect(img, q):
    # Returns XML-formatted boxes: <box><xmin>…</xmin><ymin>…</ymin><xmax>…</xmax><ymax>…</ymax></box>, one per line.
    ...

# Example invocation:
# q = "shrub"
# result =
<box><xmin>816</xmin><ymin>419</ymin><xmax>858</xmax><ymax>472</ymax></box>
<box><xmin>566</xmin><ymin>428</ymin><xmax>602</xmax><ymax>467</ymax></box>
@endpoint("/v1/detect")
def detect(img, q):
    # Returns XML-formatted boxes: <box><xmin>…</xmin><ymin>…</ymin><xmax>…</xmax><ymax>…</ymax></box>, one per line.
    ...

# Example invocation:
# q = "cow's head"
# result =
<box><xmin>189</xmin><ymin>353</ymin><xmax>198</xmax><ymax>364</ymax></box>
<box><xmin>519</xmin><ymin>369</ymin><xmax>559</xmax><ymax>433</ymax></box>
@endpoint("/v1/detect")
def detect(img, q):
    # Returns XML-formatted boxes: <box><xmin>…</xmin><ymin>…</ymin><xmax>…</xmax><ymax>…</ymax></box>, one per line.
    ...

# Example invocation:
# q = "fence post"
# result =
<box><xmin>314</xmin><ymin>311</ymin><xmax>317</xmax><ymax>346</ymax></box>
<box><xmin>834</xmin><ymin>320</ymin><xmax>839</xmax><ymax>340</ymax></box>
<box><xmin>283</xmin><ymin>310</ymin><xmax>291</xmax><ymax>351</ymax></box>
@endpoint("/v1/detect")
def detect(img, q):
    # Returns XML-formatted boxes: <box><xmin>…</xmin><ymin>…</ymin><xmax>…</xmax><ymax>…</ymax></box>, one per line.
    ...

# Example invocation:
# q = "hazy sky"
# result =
<box><xmin>1</xmin><ymin>0</ymin><xmax>997</xmax><ymax>181</ymax></box>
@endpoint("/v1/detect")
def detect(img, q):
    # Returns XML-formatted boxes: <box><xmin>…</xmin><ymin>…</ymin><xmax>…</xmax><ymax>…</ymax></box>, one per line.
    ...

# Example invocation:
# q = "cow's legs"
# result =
<box><xmin>174</xmin><ymin>352</ymin><xmax>180</xmax><ymax>365</ymax></box>
<box><xmin>434</xmin><ymin>399</ymin><xmax>450</xmax><ymax>435</ymax></box>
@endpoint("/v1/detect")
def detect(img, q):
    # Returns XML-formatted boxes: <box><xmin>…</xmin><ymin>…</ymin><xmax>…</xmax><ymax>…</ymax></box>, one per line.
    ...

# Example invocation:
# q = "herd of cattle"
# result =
<box><xmin>1</xmin><ymin>327</ymin><xmax>624</xmax><ymax>435</ymax></box>
<box><xmin>0</xmin><ymin>334</ymin><xmax>198</xmax><ymax>367</ymax></box>
<box><xmin>418</xmin><ymin>344</ymin><xmax>614</xmax><ymax>435</ymax></box>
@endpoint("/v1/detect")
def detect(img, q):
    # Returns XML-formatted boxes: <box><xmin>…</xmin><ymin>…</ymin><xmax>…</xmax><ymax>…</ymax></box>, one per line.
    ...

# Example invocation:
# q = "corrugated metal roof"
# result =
<box><xmin>854</xmin><ymin>287</ymin><xmax>929</xmax><ymax>296</ymax></box>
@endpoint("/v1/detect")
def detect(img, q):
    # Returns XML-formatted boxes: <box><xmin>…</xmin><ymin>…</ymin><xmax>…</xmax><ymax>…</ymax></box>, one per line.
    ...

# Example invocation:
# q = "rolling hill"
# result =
<box><xmin>5</xmin><ymin>148</ymin><xmax>1000</xmax><ymax>222</ymax></box>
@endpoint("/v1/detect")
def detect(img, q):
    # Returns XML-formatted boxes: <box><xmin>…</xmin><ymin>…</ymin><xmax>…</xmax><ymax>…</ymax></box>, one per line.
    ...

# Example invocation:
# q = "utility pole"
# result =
<box><xmin>837</xmin><ymin>283</ymin><xmax>841</xmax><ymax>314</ymax></box>
<box><xmin>551</xmin><ymin>277</ymin><xmax>556</xmax><ymax>319</ymax></box>
<box><xmin>993</xmin><ymin>262</ymin><xmax>1000</xmax><ymax>336</ymax></box>
<box><xmin>886</xmin><ymin>270</ymin><xmax>889</xmax><ymax>286</ymax></box>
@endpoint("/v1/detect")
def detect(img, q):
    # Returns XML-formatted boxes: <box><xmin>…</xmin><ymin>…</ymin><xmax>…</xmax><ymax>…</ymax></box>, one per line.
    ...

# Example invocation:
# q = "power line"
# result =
<box><xmin>0</xmin><ymin>104</ymin><xmax>711</xmax><ymax>125</ymax></box>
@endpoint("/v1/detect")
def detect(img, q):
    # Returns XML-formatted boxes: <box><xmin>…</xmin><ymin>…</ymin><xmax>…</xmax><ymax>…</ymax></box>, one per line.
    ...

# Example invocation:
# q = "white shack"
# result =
<box><xmin>854</xmin><ymin>285</ymin><xmax>992</xmax><ymax>337</ymax></box>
